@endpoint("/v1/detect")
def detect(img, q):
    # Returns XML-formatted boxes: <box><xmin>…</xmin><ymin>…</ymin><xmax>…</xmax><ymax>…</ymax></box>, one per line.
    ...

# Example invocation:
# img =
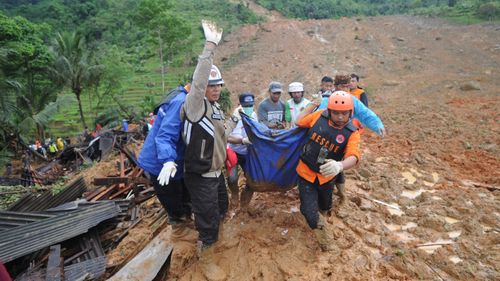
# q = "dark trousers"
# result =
<box><xmin>150</xmin><ymin>175</ymin><xmax>191</xmax><ymax>224</ymax></box>
<box><xmin>333</xmin><ymin>171</ymin><xmax>345</xmax><ymax>185</ymax></box>
<box><xmin>185</xmin><ymin>172</ymin><xmax>228</xmax><ymax>245</ymax></box>
<box><xmin>298</xmin><ymin>176</ymin><xmax>334</xmax><ymax>229</ymax></box>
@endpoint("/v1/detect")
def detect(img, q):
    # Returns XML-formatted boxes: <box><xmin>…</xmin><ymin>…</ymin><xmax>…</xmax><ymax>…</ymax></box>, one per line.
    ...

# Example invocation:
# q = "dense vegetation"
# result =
<box><xmin>0</xmin><ymin>0</ymin><xmax>497</xmax><ymax>167</ymax></box>
<box><xmin>0</xmin><ymin>0</ymin><xmax>261</xmax><ymax>166</ymax></box>
<box><xmin>256</xmin><ymin>0</ymin><xmax>499</xmax><ymax>21</ymax></box>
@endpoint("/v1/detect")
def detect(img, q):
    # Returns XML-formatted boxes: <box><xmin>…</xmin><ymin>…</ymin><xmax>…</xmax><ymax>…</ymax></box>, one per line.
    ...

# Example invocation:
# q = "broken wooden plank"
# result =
<box><xmin>119</xmin><ymin>145</ymin><xmax>139</xmax><ymax>167</ymax></box>
<box><xmin>119</xmin><ymin>152</ymin><xmax>126</xmax><ymax>189</ymax></box>
<box><xmin>85</xmin><ymin>186</ymin><xmax>108</xmax><ymax>201</ymax></box>
<box><xmin>107</xmin><ymin>228</ymin><xmax>173</xmax><ymax>281</ymax></box>
<box><xmin>92</xmin><ymin>184</ymin><xmax>119</xmax><ymax>202</ymax></box>
<box><xmin>416</xmin><ymin>241</ymin><xmax>455</xmax><ymax>247</ymax></box>
<box><xmin>109</xmin><ymin>184</ymin><xmax>134</xmax><ymax>200</ymax></box>
<box><xmin>93</xmin><ymin>177</ymin><xmax>150</xmax><ymax>186</ymax></box>
<box><xmin>109</xmin><ymin>168</ymin><xmax>144</xmax><ymax>200</ymax></box>
<box><xmin>63</xmin><ymin>247</ymin><xmax>92</xmax><ymax>266</ymax></box>
<box><xmin>46</xmin><ymin>245</ymin><xmax>61</xmax><ymax>281</ymax></box>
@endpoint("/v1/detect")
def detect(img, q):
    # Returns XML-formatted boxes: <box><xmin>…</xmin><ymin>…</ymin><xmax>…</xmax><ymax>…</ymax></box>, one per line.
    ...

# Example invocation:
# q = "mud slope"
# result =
<box><xmin>168</xmin><ymin>13</ymin><xmax>499</xmax><ymax>281</ymax></box>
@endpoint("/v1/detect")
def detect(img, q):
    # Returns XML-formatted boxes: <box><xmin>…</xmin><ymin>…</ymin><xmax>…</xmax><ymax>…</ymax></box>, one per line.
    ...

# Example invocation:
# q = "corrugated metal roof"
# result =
<box><xmin>64</xmin><ymin>256</ymin><xmax>106</xmax><ymax>281</ymax></box>
<box><xmin>0</xmin><ymin>211</ymin><xmax>56</xmax><ymax>231</ymax></box>
<box><xmin>0</xmin><ymin>201</ymin><xmax>119</xmax><ymax>263</ymax></box>
<box><xmin>7</xmin><ymin>177</ymin><xmax>86</xmax><ymax>212</ymax></box>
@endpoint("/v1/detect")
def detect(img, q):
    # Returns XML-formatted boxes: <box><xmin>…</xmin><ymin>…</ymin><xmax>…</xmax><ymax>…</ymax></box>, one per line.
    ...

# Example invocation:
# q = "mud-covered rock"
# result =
<box><xmin>358</xmin><ymin>168</ymin><xmax>372</xmax><ymax>179</ymax></box>
<box><xmin>420</xmin><ymin>215</ymin><xmax>447</xmax><ymax>232</ymax></box>
<box><xmin>459</xmin><ymin>81</ymin><xmax>481</xmax><ymax>91</ymax></box>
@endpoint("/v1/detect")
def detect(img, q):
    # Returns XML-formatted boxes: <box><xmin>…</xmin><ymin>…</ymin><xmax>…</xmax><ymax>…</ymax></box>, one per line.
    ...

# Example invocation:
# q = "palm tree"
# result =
<box><xmin>51</xmin><ymin>31</ymin><xmax>101</xmax><ymax>129</ymax></box>
<box><xmin>0</xmin><ymin>73</ymin><xmax>73</xmax><ymax>165</ymax></box>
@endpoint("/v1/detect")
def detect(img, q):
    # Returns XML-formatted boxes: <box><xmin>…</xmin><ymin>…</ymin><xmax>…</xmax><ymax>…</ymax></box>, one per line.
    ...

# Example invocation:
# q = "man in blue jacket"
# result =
<box><xmin>316</xmin><ymin>74</ymin><xmax>386</xmax><ymax>203</ymax></box>
<box><xmin>138</xmin><ymin>83</ymin><xmax>191</xmax><ymax>226</ymax></box>
<box><xmin>317</xmin><ymin>76</ymin><xmax>386</xmax><ymax>138</ymax></box>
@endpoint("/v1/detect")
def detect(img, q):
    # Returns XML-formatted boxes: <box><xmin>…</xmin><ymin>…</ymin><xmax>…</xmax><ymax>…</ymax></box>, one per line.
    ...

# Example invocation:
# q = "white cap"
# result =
<box><xmin>208</xmin><ymin>65</ymin><xmax>224</xmax><ymax>85</ymax></box>
<box><xmin>288</xmin><ymin>82</ymin><xmax>304</xmax><ymax>92</ymax></box>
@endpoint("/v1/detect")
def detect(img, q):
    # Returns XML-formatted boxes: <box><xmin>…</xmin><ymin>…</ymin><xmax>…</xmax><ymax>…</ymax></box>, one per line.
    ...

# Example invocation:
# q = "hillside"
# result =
<box><xmin>165</xmin><ymin>6</ymin><xmax>500</xmax><ymax>281</ymax></box>
<box><xmin>4</xmin><ymin>3</ymin><xmax>498</xmax><ymax>281</ymax></box>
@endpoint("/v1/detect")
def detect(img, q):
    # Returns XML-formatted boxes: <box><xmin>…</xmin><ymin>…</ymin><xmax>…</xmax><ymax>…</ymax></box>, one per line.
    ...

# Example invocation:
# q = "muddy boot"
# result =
<box><xmin>319</xmin><ymin>209</ymin><xmax>332</xmax><ymax>217</ymax></box>
<box><xmin>198</xmin><ymin>242</ymin><xmax>227</xmax><ymax>281</ymax></box>
<box><xmin>218</xmin><ymin>220</ymin><xmax>225</xmax><ymax>241</ymax></box>
<box><xmin>228</xmin><ymin>182</ymin><xmax>239</xmax><ymax>209</ymax></box>
<box><xmin>336</xmin><ymin>183</ymin><xmax>346</xmax><ymax>204</ymax></box>
<box><xmin>239</xmin><ymin>186</ymin><xmax>254</xmax><ymax>208</ymax></box>
<box><xmin>314</xmin><ymin>216</ymin><xmax>337</xmax><ymax>252</ymax></box>
<box><xmin>171</xmin><ymin>223</ymin><xmax>195</xmax><ymax>243</ymax></box>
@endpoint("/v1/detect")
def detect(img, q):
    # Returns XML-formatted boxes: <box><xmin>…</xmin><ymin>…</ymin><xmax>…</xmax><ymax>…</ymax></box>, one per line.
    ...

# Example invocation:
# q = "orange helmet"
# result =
<box><xmin>327</xmin><ymin>91</ymin><xmax>353</xmax><ymax>111</ymax></box>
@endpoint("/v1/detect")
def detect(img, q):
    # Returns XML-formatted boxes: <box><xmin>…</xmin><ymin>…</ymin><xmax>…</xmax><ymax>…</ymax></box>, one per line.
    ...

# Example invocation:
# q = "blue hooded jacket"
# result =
<box><xmin>318</xmin><ymin>95</ymin><xmax>384</xmax><ymax>134</ymax></box>
<box><xmin>138</xmin><ymin>86</ymin><xmax>188</xmax><ymax>177</ymax></box>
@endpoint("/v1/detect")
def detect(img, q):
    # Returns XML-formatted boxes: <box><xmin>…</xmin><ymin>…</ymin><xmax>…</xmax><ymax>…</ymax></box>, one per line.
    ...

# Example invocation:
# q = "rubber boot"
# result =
<box><xmin>228</xmin><ymin>182</ymin><xmax>239</xmax><ymax>209</ymax></box>
<box><xmin>218</xmin><ymin>220</ymin><xmax>224</xmax><ymax>241</ymax></box>
<box><xmin>336</xmin><ymin>183</ymin><xmax>346</xmax><ymax>204</ymax></box>
<box><xmin>198</xmin><ymin>242</ymin><xmax>227</xmax><ymax>281</ymax></box>
<box><xmin>171</xmin><ymin>223</ymin><xmax>196</xmax><ymax>243</ymax></box>
<box><xmin>319</xmin><ymin>209</ymin><xmax>332</xmax><ymax>218</ymax></box>
<box><xmin>314</xmin><ymin>215</ymin><xmax>336</xmax><ymax>252</ymax></box>
<box><xmin>239</xmin><ymin>186</ymin><xmax>254</xmax><ymax>208</ymax></box>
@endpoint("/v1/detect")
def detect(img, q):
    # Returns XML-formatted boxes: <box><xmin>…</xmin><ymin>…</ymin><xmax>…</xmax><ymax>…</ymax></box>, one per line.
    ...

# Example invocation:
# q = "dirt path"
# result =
<box><xmin>171</xmin><ymin>15</ymin><xmax>500</xmax><ymax>280</ymax></box>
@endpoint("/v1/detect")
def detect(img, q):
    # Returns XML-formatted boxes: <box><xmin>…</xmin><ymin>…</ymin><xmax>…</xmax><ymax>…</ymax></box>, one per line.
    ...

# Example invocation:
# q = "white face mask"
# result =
<box><xmin>242</xmin><ymin>106</ymin><xmax>254</xmax><ymax>116</ymax></box>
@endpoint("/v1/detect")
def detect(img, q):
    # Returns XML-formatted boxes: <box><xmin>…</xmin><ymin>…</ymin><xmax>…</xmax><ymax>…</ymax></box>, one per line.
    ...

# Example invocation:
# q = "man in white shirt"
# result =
<box><xmin>285</xmin><ymin>82</ymin><xmax>310</xmax><ymax>128</ymax></box>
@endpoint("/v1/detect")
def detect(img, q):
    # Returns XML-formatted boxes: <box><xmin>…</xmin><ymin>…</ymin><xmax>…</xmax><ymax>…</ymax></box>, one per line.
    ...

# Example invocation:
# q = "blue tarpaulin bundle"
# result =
<box><xmin>241</xmin><ymin>114</ymin><xmax>307</xmax><ymax>191</ymax></box>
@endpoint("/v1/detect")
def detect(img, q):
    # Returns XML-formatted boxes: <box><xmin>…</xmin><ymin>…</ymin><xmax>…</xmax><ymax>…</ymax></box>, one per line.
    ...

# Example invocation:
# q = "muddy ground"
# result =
<box><xmin>68</xmin><ymin>3</ymin><xmax>500</xmax><ymax>281</ymax></box>
<box><xmin>159</xmin><ymin>4</ymin><xmax>499</xmax><ymax>281</ymax></box>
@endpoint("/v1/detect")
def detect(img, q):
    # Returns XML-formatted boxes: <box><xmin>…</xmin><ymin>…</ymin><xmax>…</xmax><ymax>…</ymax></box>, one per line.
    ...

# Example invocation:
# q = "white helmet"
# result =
<box><xmin>288</xmin><ymin>82</ymin><xmax>304</xmax><ymax>92</ymax></box>
<box><xmin>208</xmin><ymin>65</ymin><xmax>224</xmax><ymax>85</ymax></box>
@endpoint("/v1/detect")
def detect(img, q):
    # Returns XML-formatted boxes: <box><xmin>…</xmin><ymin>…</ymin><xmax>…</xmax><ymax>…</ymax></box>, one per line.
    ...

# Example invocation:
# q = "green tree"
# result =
<box><xmin>0</xmin><ymin>13</ymin><xmax>65</xmax><ymax>141</ymax></box>
<box><xmin>478</xmin><ymin>2</ymin><xmax>499</xmax><ymax>20</ymax></box>
<box><xmin>88</xmin><ymin>45</ymin><xmax>131</xmax><ymax>121</ymax></box>
<box><xmin>51</xmin><ymin>31</ymin><xmax>102</xmax><ymax>129</ymax></box>
<box><xmin>133</xmin><ymin>0</ymin><xmax>192</xmax><ymax>92</ymax></box>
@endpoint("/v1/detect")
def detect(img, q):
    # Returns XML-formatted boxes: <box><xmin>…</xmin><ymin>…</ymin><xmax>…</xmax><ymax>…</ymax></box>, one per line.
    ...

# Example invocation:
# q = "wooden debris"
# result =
<box><xmin>416</xmin><ymin>241</ymin><xmax>455</xmax><ymax>247</ymax></box>
<box><xmin>93</xmin><ymin>177</ymin><xmax>150</xmax><ymax>186</ymax></box>
<box><xmin>46</xmin><ymin>245</ymin><xmax>61</xmax><ymax>281</ymax></box>
<box><xmin>107</xmin><ymin>228</ymin><xmax>172</xmax><ymax>281</ymax></box>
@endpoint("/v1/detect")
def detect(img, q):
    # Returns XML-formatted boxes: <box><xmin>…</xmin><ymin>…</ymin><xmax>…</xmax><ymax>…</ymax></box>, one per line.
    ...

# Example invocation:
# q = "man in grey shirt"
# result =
<box><xmin>257</xmin><ymin>81</ymin><xmax>286</xmax><ymax>129</ymax></box>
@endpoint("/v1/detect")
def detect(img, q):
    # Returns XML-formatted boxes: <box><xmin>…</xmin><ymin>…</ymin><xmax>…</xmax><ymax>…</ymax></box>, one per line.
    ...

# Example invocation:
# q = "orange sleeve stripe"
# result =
<box><xmin>344</xmin><ymin>130</ymin><xmax>361</xmax><ymax>163</ymax></box>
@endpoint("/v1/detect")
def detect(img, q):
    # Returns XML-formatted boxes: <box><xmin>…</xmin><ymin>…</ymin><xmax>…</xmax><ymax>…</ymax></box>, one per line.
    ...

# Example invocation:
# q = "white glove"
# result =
<box><xmin>157</xmin><ymin>161</ymin><xmax>177</xmax><ymax>186</ymax></box>
<box><xmin>242</xmin><ymin>137</ymin><xmax>252</xmax><ymax>145</ymax></box>
<box><xmin>202</xmin><ymin>20</ymin><xmax>223</xmax><ymax>45</ymax></box>
<box><xmin>319</xmin><ymin>159</ymin><xmax>343</xmax><ymax>178</ymax></box>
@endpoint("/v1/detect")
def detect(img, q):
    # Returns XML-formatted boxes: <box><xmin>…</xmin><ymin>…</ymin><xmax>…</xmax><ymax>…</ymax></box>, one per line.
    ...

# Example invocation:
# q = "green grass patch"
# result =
<box><xmin>48</xmin><ymin>58</ymin><xmax>194</xmax><ymax>137</ymax></box>
<box><xmin>444</xmin><ymin>15</ymin><xmax>497</xmax><ymax>24</ymax></box>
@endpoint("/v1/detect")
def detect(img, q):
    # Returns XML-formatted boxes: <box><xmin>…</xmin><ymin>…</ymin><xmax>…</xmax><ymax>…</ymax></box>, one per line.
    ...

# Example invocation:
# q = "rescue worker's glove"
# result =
<box><xmin>157</xmin><ymin>161</ymin><xmax>177</xmax><ymax>186</ymax></box>
<box><xmin>242</xmin><ymin>137</ymin><xmax>252</xmax><ymax>145</ymax></box>
<box><xmin>319</xmin><ymin>159</ymin><xmax>343</xmax><ymax>178</ymax></box>
<box><xmin>202</xmin><ymin>20</ymin><xmax>223</xmax><ymax>45</ymax></box>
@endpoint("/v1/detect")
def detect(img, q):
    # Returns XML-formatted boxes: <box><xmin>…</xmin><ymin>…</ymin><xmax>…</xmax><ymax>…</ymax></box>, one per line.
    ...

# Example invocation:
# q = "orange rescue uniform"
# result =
<box><xmin>295</xmin><ymin>110</ymin><xmax>361</xmax><ymax>185</ymax></box>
